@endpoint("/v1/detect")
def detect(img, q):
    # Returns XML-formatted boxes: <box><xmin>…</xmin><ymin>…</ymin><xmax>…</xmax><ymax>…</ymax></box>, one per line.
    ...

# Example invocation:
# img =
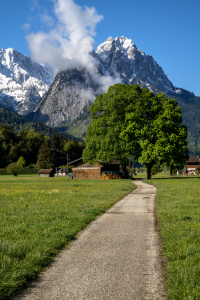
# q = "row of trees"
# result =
<box><xmin>83</xmin><ymin>84</ymin><xmax>189</xmax><ymax>179</ymax></box>
<box><xmin>0</xmin><ymin>125</ymin><xmax>85</xmax><ymax>169</ymax></box>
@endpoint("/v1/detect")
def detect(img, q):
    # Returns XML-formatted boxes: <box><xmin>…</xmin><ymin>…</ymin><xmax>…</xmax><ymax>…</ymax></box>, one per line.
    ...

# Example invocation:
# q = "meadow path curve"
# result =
<box><xmin>17</xmin><ymin>180</ymin><xmax>165</xmax><ymax>300</ymax></box>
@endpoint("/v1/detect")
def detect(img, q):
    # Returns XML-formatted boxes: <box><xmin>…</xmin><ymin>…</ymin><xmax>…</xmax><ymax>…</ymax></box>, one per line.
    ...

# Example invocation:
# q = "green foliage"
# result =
<box><xmin>122</xmin><ymin>89</ymin><xmax>189</xmax><ymax>178</ymax></box>
<box><xmin>83</xmin><ymin>84</ymin><xmax>142</xmax><ymax>165</ymax></box>
<box><xmin>17</xmin><ymin>156</ymin><xmax>26</xmax><ymax>168</ymax></box>
<box><xmin>56</xmin><ymin>108</ymin><xmax>91</xmax><ymax>139</ymax></box>
<box><xmin>0</xmin><ymin>106</ymin><xmax>75</xmax><ymax>140</ymax></box>
<box><xmin>83</xmin><ymin>84</ymin><xmax>188</xmax><ymax>179</ymax></box>
<box><xmin>0</xmin><ymin>169</ymin><xmax>9</xmax><ymax>175</ymax></box>
<box><xmin>0</xmin><ymin>123</ymin><xmax>85</xmax><ymax>171</ymax></box>
<box><xmin>63</xmin><ymin>140</ymin><xmax>85</xmax><ymax>162</ymax></box>
<box><xmin>151</xmin><ymin>164</ymin><xmax>160</xmax><ymax>175</ymax></box>
<box><xmin>37</xmin><ymin>142</ymin><xmax>54</xmax><ymax>170</ymax></box>
<box><xmin>0</xmin><ymin>175</ymin><xmax>136</xmax><ymax>299</ymax></box>
<box><xmin>6</xmin><ymin>163</ymin><xmax>23</xmax><ymax>176</ymax></box>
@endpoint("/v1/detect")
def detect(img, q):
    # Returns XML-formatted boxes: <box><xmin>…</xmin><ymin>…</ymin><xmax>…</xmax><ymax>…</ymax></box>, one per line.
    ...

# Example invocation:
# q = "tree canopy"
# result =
<box><xmin>37</xmin><ymin>142</ymin><xmax>54</xmax><ymax>170</ymax></box>
<box><xmin>0</xmin><ymin>124</ymin><xmax>85</xmax><ymax>169</ymax></box>
<box><xmin>83</xmin><ymin>84</ymin><xmax>189</xmax><ymax>179</ymax></box>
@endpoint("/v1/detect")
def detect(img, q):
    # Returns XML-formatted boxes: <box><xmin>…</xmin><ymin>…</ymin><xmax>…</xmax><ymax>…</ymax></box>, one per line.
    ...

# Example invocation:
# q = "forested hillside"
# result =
<box><xmin>0</xmin><ymin>123</ymin><xmax>85</xmax><ymax>169</ymax></box>
<box><xmin>0</xmin><ymin>106</ymin><xmax>76</xmax><ymax>141</ymax></box>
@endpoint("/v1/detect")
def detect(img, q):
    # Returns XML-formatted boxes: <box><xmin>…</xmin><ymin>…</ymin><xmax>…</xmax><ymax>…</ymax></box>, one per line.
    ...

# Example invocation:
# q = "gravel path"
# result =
<box><xmin>17</xmin><ymin>180</ymin><xmax>165</xmax><ymax>300</ymax></box>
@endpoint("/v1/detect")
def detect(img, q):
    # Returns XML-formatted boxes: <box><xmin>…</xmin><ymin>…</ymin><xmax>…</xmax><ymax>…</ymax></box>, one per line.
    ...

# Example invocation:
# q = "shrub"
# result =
<box><xmin>6</xmin><ymin>163</ymin><xmax>23</xmax><ymax>176</ymax></box>
<box><xmin>151</xmin><ymin>164</ymin><xmax>160</xmax><ymax>175</ymax></box>
<box><xmin>17</xmin><ymin>156</ymin><xmax>26</xmax><ymax>168</ymax></box>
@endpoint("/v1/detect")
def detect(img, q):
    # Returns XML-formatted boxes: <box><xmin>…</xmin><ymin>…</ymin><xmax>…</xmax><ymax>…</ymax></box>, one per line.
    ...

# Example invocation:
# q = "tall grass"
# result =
<box><xmin>0</xmin><ymin>175</ymin><xmax>136</xmax><ymax>300</ymax></box>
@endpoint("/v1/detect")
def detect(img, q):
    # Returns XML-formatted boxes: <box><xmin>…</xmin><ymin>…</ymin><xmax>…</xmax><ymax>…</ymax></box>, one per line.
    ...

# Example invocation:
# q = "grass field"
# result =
<box><xmin>144</xmin><ymin>175</ymin><xmax>200</xmax><ymax>300</ymax></box>
<box><xmin>0</xmin><ymin>175</ymin><xmax>136</xmax><ymax>300</ymax></box>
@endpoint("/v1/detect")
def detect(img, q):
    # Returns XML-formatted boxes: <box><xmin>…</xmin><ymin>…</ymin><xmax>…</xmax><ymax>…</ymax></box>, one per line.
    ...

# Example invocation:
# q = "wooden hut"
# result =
<box><xmin>38</xmin><ymin>169</ymin><xmax>54</xmax><ymax>177</ymax></box>
<box><xmin>71</xmin><ymin>159</ymin><xmax>120</xmax><ymax>179</ymax></box>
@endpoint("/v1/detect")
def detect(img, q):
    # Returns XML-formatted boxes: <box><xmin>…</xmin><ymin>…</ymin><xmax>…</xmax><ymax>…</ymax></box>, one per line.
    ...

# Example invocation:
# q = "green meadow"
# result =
<box><xmin>145</xmin><ymin>175</ymin><xmax>200</xmax><ymax>300</ymax></box>
<box><xmin>0</xmin><ymin>175</ymin><xmax>136</xmax><ymax>300</ymax></box>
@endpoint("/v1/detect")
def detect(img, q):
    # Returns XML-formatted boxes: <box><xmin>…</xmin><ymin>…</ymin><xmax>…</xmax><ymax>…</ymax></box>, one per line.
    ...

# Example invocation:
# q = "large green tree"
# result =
<box><xmin>122</xmin><ymin>92</ymin><xmax>189</xmax><ymax>178</ymax></box>
<box><xmin>83</xmin><ymin>84</ymin><xmax>189</xmax><ymax>179</ymax></box>
<box><xmin>83</xmin><ymin>84</ymin><xmax>144</xmax><ymax>173</ymax></box>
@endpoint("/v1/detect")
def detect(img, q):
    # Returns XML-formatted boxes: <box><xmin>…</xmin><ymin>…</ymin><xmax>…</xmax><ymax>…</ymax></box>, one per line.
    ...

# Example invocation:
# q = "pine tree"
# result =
<box><xmin>37</xmin><ymin>142</ymin><xmax>54</xmax><ymax>170</ymax></box>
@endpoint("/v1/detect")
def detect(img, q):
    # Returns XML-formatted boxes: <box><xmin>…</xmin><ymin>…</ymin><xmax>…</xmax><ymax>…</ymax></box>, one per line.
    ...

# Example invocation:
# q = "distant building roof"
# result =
<box><xmin>38</xmin><ymin>169</ymin><xmax>53</xmax><ymax>174</ymax></box>
<box><xmin>67</xmin><ymin>158</ymin><xmax>83</xmax><ymax>165</ymax></box>
<box><xmin>68</xmin><ymin>157</ymin><xmax>121</xmax><ymax>170</ymax></box>
<box><xmin>186</xmin><ymin>165</ymin><xmax>200</xmax><ymax>169</ymax></box>
<box><xmin>186</xmin><ymin>157</ymin><xmax>200</xmax><ymax>163</ymax></box>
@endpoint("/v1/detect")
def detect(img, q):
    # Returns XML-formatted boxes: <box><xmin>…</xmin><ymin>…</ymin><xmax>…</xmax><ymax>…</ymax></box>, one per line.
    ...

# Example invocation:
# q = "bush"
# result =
<box><xmin>6</xmin><ymin>163</ymin><xmax>23</xmax><ymax>176</ymax></box>
<box><xmin>17</xmin><ymin>156</ymin><xmax>26</xmax><ymax>168</ymax></box>
<box><xmin>21</xmin><ymin>168</ymin><xmax>38</xmax><ymax>175</ymax></box>
<box><xmin>151</xmin><ymin>164</ymin><xmax>160</xmax><ymax>175</ymax></box>
<box><xmin>0</xmin><ymin>169</ymin><xmax>9</xmax><ymax>175</ymax></box>
<box><xmin>26</xmin><ymin>164</ymin><xmax>37</xmax><ymax>169</ymax></box>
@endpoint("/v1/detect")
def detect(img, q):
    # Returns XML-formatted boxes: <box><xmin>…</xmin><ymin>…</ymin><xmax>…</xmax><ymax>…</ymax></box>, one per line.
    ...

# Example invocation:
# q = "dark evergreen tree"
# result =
<box><xmin>37</xmin><ymin>142</ymin><xmax>54</xmax><ymax>170</ymax></box>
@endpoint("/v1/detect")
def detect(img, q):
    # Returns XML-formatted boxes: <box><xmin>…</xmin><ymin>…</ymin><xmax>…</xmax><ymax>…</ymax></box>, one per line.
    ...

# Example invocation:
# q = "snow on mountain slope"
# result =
<box><xmin>96</xmin><ymin>36</ymin><xmax>176</xmax><ymax>94</ymax></box>
<box><xmin>28</xmin><ymin>36</ymin><xmax>188</xmax><ymax>127</ymax></box>
<box><xmin>0</xmin><ymin>48</ymin><xmax>54</xmax><ymax>115</ymax></box>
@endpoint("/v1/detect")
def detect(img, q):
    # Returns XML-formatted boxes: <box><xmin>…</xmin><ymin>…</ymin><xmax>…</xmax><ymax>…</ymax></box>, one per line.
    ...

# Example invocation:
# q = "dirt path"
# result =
<box><xmin>17</xmin><ymin>180</ymin><xmax>165</xmax><ymax>300</ymax></box>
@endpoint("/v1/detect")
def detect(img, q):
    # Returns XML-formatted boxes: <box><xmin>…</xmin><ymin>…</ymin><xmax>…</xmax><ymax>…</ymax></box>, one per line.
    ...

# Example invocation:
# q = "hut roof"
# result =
<box><xmin>186</xmin><ymin>157</ymin><xmax>200</xmax><ymax>163</ymax></box>
<box><xmin>38</xmin><ymin>169</ymin><xmax>53</xmax><ymax>174</ymax></box>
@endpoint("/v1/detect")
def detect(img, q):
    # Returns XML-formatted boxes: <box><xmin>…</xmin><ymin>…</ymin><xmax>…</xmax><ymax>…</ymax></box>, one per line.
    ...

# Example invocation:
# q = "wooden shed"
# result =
<box><xmin>38</xmin><ymin>169</ymin><xmax>54</xmax><ymax>177</ymax></box>
<box><xmin>72</xmin><ymin>163</ymin><xmax>102</xmax><ymax>179</ymax></box>
<box><xmin>72</xmin><ymin>160</ymin><xmax>120</xmax><ymax>179</ymax></box>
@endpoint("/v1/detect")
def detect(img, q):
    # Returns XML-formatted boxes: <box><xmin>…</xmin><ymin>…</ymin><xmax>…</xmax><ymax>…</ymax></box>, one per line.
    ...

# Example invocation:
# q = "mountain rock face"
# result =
<box><xmin>95</xmin><ymin>36</ymin><xmax>179</xmax><ymax>94</ymax></box>
<box><xmin>28</xmin><ymin>36</ymin><xmax>191</xmax><ymax>127</ymax></box>
<box><xmin>0</xmin><ymin>48</ymin><xmax>54</xmax><ymax>115</ymax></box>
<box><xmin>27</xmin><ymin>68</ymin><xmax>99</xmax><ymax>127</ymax></box>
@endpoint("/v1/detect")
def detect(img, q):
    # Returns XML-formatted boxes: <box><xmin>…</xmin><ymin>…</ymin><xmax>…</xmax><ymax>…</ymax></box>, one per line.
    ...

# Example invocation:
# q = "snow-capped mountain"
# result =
<box><xmin>95</xmin><ymin>36</ymin><xmax>179</xmax><ymax>94</ymax></box>
<box><xmin>0</xmin><ymin>48</ymin><xmax>55</xmax><ymax>115</ymax></box>
<box><xmin>27</xmin><ymin>36</ymin><xmax>190</xmax><ymax>127</ymax></box>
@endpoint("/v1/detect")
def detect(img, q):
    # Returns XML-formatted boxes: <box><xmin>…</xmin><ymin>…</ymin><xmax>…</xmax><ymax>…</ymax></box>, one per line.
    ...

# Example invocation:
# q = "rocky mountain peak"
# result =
<box><xmin>0</xmin><ymin>48</ymin><xmax>54</xmax><ymax>115</ymax></box>
<box><xmin>96</xmin><ymin>36</ymin><xmax>175</xmax><ymax>94</ymax></box>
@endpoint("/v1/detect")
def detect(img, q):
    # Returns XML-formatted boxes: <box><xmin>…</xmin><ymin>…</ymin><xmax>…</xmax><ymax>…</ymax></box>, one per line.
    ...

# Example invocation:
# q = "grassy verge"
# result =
<box><xmin>0</xmin><ymin>175</ymin><xmax>136</xmax><ymax>300</ymax></box>
<box><xmin>145</xmin><ymin>175</ymin><xmax>200</xmax><ymax>299</ymax></box>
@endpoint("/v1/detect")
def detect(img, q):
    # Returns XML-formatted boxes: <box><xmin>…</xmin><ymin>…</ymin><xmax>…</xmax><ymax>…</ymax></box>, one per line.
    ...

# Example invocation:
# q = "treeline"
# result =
<box><xmin>0</xmin><ymin>124</ymin><xmax>85</xmax><ymax>169</ymax></box>
<box><xmin>0</xmin><ymin>106</ymin><xmax>77</xmax><ymax>141</ymax></box>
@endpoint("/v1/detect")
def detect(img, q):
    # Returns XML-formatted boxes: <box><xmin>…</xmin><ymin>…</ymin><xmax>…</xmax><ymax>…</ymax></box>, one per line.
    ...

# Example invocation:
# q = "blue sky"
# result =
<box><xmin>1</xmin><ymin>0</ymin><xmax>200</xmax><ymax>96</ymax></box>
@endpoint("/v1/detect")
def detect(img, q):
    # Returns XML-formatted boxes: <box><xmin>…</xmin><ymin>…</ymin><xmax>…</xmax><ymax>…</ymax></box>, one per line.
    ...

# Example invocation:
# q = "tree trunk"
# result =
<box><xmin>170</xmin><ymin>164</ymin><xmax>173</xmax><ymax>176</ymax></box>
<box><xmin>122</xmin><ymin>163</ymin><xmax>127</xmax><ymax>178</ymax></box>
<box><xmin>147</xmin><ymin>167</ymin><xmax>151</xmax><ymax>179</ymax></box>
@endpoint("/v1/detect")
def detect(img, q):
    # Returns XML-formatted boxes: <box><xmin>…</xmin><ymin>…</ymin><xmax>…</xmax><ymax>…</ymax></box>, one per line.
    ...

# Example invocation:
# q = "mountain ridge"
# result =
<box><xmin>26</xmin><ymin>36</ymin><xmax>197</xmax><ymax>129</ymax></box>
<box><xmin>0</xmin><ymin>48</ymin><xmax>55</xmax><ymax>115</ymax></box>
<box><xmin>0</xmin><ymin>37</ymin><xmax>200</xmax><ymax>155</ymax></box>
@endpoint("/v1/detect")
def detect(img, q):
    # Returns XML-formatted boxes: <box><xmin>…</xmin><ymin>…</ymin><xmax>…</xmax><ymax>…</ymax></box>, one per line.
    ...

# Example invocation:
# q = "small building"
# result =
<box><xmin>186</xmin><ymin>156</ymin><xmax>200</xmax><ymax>174</ymax></box>
<box><xmin>73</xmin><ymin>162</ymin><xmax>103</xmax><ymax>179</ymax></box>
<box><xmin>54</xmin><ymin>167</ymin><xmax>68</xmax><ymax>176</ymax></box>
<box><xmin>38</xmin><ymin>169</ymin><xmax>54</xmax><ymax>177</ymax></box>
<box><xmin>71</xmin><ymin>159</ymin><xmax>120</xmax><ymax>179</ymax></box>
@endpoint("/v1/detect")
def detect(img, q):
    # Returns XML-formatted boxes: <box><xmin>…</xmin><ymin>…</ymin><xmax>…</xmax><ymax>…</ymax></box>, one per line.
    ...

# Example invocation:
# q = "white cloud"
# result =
<box><xmin>40</xmin><ymin>14</ymin><xmax>55</xmax><ymax>27</ymax></box>
<box><xmin>26</xmin><ymin>0</ymin><xmax>121</xmax><ymax>99</ymax></box>
<box><xmin>29</xmin><ymin>0</ymin><xmax>40</xmax><ymax>12</ymax></box>
<box><xmin>22</xmin><ymin>23</ymin><xmax>31</xmax><ymax>31</ymax></box>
